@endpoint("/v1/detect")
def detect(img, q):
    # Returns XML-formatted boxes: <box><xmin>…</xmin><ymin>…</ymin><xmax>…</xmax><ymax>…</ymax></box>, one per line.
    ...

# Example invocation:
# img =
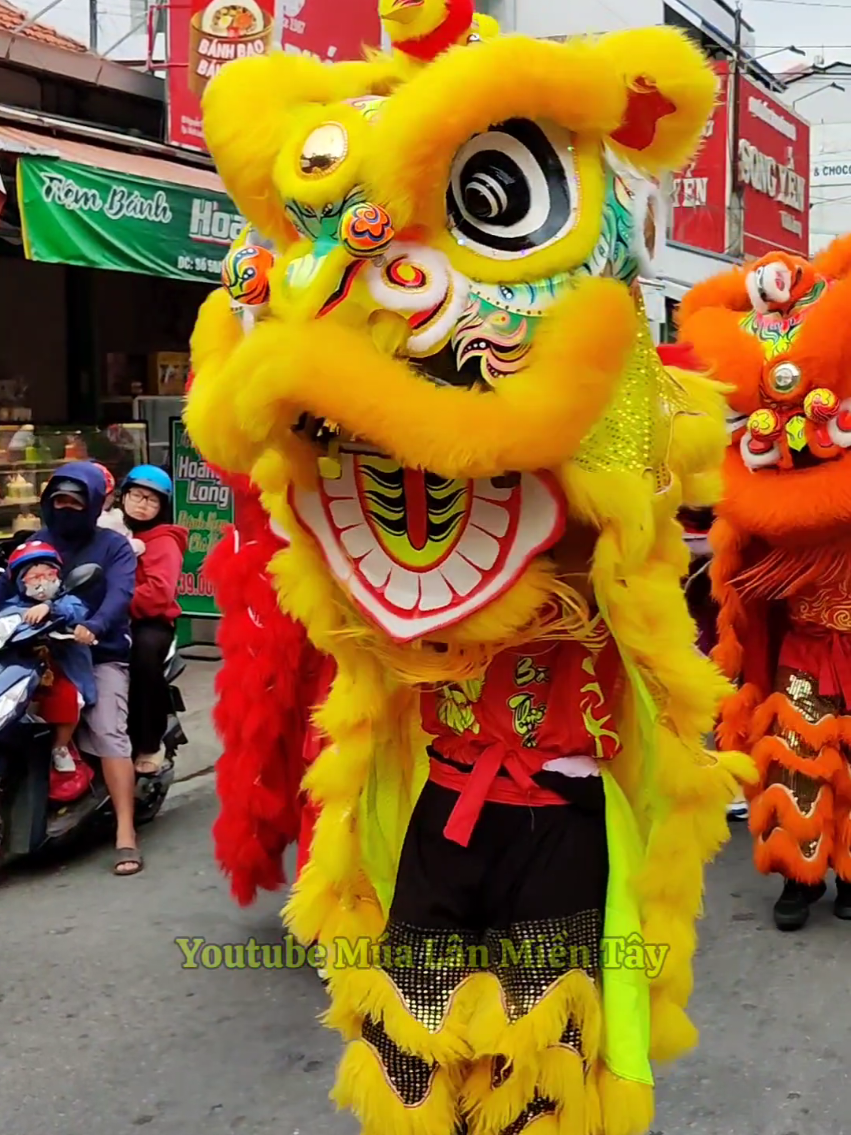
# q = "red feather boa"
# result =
<box><xmin>202</xmin><ymin>472</ymin><xmax>330</xmax><ymax>905</ymax></box>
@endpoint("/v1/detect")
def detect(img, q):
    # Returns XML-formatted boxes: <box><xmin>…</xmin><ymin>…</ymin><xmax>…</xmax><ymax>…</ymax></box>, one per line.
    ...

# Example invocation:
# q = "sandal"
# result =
<box><xmin>114</xmin><ymin>847</ymin><xmax>144</xmax><ymax>875</ymax></box>
<box><xmin>134</xmin><ymin>750</ymin><xmax>165</xmax><ymax>776</ymax></box>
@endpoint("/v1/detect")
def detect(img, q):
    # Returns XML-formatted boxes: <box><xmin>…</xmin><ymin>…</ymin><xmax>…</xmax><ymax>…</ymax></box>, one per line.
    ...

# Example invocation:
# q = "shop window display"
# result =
<box><xmin>0</xmin><ymin>423</ymin><xmax>148</xmax><ymax>541</ymax></box>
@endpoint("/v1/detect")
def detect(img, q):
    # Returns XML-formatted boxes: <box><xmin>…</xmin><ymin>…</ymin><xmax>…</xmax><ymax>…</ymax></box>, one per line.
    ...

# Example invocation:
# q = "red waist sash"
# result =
<box><xmin>428</xmin><ymin>745</ymin><xmax>567</xmax><ymax>848</ymax></box>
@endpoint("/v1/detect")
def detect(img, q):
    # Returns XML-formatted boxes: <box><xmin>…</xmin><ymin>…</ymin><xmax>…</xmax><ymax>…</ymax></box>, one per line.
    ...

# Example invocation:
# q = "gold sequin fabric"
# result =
<box><xmin>361</xmin><ymin>912</ymin><xmax>601</xmax><ymax>1110</ymax></box>
<box><xmin>774</xmin><ymin>667</ymin><xmax>842</xmax><ymax>738</ymax></box>
<box><xmin>361</xmin><ymin>1015</ymin><xmax>436</xmax><ymax>1107</ymax></box>
<box><xmin>483</xmin><ymin>910</ymin><xmax>601</xmax><ymax>1020</ymax></box>
<box><xmin>759</xmin><ymin>667</ymin><xmax>841</xmax><ymax>857</ymax></box>
<box><xmin>377</xmin><ymin>921</ymin><xmax>481</xmax><ymax>1031</ymax></box>
<box><xmin>571</xmin><ymin>301</ymin><xmax>691</xmax><ymax>489</ymax></box>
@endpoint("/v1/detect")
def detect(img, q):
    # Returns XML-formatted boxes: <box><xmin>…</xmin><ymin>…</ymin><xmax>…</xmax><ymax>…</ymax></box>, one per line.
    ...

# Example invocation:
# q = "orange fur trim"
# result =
<box><xmin>708</xmin><ymin>516</ymin><xmax>748</xmax><ymax>681</ymax></box>
<box><xmin>730</xmin><ymin>544</ymin><xmax>849</xmax><ymax>603</ymax></box>
<box><xmin>716</xmin><ymin>683</ymin><xmax>762</xmax><ymax>751</ymax></box>
<box><xmin>678</xmin><ymin>306</ymin><xmax>765</xmax><ymax>415</ymax></box>
<box><xmin>716</xmin><ymin>447</ymin><xmax>851</xmax><ymax>550</ymax></box>
<box><xmin>749</xmin><ymin>693</ymin><xmax>851</xmax><ymax>750</ymax></box>
<box><xmin>749</xmin><ymin>780</ymin><xmax>833</xmax><ymax>843</ymax></box>
<box><xmin>675</xmin><ymin>264</ymin><xmax>751</xmax><ymax>327</ymax></box>
<box><xmin>813</xmin><ymin>232</ymin><xmax>851</xmax><ymax>280</ymax></box>
<box><xmin>753</xmin><ymin>826</ymin><xmax>831</xmax><ymax>884</ymax></box>
<box><xmin>750</xmin><ymin>733</ymin><xmax>844</xmax><ymax>784</ymax></box>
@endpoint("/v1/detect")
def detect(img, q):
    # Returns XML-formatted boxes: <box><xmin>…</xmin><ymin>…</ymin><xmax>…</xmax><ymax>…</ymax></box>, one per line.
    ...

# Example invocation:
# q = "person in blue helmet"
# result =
<box><xmin>118</xmin><ymin>466</ymin><xmax>187</xmax><ymax>777</ymax></box>
<box><xmin>0</xmin><ymin>463</ymin><xmax>141</xmax><ymax>873</ymax></box>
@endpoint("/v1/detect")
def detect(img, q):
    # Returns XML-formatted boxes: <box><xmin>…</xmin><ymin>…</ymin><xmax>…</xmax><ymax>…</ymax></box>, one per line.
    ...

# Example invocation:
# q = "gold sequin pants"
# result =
<box><xmin>329</xmin><ymin>779</ymin><xmax>610</xmax><ymax>1135</ymax></box>
<box><xmin>749</xmin><ymin>667</ymin><xmax>851</xmax><ymax>884</ymax></box>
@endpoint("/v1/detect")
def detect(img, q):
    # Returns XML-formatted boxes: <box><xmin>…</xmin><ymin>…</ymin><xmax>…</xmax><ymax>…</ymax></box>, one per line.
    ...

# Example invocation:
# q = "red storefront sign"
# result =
<box><xmin>280</xmin><ymin>0</ymin><xmax>381</xmax><ymax>62</ymax></box>
<box><xmin>166</xmin><ymin>0</ymin><xmax>381</xmax><ymax>151</ymax></box>
<box><xmin>166</xmin><ymin>0</ymin><xmax>277</xmax><ymax>151</ymax></box>
<box><xmin>737</xmin><ymin>75</ymin><xmax>809</xmax><ymax>257</ymax></box>
<box><xmin>670</xmin><ymin>60</ymin><xmax>729</xmax><ymax>255</ymax></box>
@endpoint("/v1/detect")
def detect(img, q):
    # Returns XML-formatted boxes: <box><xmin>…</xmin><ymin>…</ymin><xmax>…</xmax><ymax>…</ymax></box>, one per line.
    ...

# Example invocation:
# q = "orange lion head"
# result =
<box><xmin>676</xmin><ymin>236</ymin><xmax>851</xmax><ymax>543</ymax></box>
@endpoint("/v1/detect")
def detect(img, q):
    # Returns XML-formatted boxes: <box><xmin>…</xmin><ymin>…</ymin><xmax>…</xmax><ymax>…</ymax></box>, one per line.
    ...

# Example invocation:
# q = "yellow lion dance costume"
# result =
<box><xmin>186</xmin><ymin>23</ymin><xmax>753</xmax><ymax>1135</ymax></box>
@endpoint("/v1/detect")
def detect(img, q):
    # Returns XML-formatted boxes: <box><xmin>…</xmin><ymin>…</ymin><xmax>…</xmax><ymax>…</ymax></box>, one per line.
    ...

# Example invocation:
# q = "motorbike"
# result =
<box><xmin>0</xmin><ymin>563</ymin><xmax>187</xmax><ymax>867</ymax></box>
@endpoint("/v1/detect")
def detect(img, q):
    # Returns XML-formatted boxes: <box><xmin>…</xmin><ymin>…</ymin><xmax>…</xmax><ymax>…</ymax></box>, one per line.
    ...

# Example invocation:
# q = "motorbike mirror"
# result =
<box><xmin>64</xmin><ymin>563</ymin><xmax>102</xmax><ymax>593</ymax></box>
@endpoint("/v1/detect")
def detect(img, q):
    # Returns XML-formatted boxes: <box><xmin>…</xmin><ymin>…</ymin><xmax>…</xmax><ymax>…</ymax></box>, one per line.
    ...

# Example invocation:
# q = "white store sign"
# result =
<box><xmin>812</xmin><ymin>154</ymin><xmax>851</xmax><ymax>186</ymax></box>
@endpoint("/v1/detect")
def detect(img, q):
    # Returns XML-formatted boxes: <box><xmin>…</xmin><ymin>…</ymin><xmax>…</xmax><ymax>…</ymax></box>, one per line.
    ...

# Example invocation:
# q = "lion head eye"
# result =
<box><xmin>446</xmin><ymin>118</ymin><xmax>579</xmax><ymax>260</ymax></box>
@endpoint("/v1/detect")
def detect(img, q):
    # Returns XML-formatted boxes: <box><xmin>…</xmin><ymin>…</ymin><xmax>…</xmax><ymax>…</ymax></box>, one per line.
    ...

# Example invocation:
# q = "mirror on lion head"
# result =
<box><xmin>186</xmin><ymin>29</ymin><xmax>717</xmax><ymax>642</ymax></box>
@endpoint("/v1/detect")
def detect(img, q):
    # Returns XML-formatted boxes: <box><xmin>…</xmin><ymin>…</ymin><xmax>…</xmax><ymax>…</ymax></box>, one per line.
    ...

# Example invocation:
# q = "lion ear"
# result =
<box><xmin>593</xmin><ymin>27</ymin><xmax>718</xmax><ymax>175</ymax></box>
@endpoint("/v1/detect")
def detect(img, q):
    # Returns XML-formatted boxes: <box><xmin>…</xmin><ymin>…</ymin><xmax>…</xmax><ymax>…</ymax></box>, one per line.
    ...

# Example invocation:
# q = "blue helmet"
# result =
<box><xmin>122</xmin><ymin>464</ymin><xmax>173</xmax><ymax>500</ymax></box>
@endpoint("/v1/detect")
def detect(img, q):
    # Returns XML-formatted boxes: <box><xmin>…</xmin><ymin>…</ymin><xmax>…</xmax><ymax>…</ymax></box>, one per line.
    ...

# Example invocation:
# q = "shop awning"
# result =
<box><xmin>0</xmin><ymin>124</ymin><xmax>245</xmax><ymax>284</ymax></box>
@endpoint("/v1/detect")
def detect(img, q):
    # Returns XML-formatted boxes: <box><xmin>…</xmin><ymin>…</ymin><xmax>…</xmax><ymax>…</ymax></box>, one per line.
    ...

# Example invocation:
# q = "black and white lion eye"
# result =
<box><xmin>446</xmin><ymin>118</ymin><xmax>579</xmax><ymax>259</ymax></box>
<box><xmin>827</xmin><ymin>398</ymin><xmax>851</xmax><ymax>449</ymax></box>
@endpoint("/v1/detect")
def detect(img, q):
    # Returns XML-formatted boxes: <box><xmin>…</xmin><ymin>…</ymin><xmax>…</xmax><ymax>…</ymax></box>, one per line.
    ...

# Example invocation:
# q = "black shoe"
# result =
<box><xmin>773</xmin><ymin>878</ymin><xmax>827</xmax><ymax>930</ymax></box>
<box><xmin>834</xmin><ymin>878</ymin><xmax>851</xmax><ymax>919</ymax></box>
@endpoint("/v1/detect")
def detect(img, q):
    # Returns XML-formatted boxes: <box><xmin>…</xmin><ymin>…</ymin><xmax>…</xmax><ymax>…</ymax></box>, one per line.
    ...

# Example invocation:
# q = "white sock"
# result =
<box><xmin>52</xmin><ymin>746</ymin><xmax>76</xmax><ymax>773</ymax></box>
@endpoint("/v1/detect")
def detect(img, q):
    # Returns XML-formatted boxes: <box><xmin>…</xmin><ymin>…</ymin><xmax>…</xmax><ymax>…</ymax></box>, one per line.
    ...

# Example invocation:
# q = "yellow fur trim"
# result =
<box><xmin>461</xmin><ymin>970</ymin><xmax>600</xmax><ymax>1132</ymax></box>
<box><xmin>187</xmin><ymin>30</ymin><xmax>742</xmax><ymax>1128</ymax></box>
<box><xmin>466</xmin><ymin>971</ymin><xmax>601</xmax><ymax>1066</ymax></box>
<box><xmin>184</xmin><ymin>289</ymin><xmax>254</xmax><ymax>474</ymax></box>
<box><xmin>565</xmin><ymin>474</ymin><xmax>755</xmax><ymax>1065</ymax></box>
<box><xmin>665</xmin><ymin>367</ymin><xmax>730</xmax><ymax>486</ymax></box>
<box><xmin>333</xmin><ymin>1038</ymin><xmax>460</xmax><ymax>1135</ymax></box>
<box><xmin>596</xmin><ymin>1067</ymin><xmax>655</xmax><ymax>1135</ymax></box>
<box><xmin>191</xmin><ymin>277</ymin><xmax>636</xmax><ymax>483</ymax></box>
<box><xmin>326</xmin><ymin>966</ymin><xmax>481</xmax><ymax>1064</ymax></box>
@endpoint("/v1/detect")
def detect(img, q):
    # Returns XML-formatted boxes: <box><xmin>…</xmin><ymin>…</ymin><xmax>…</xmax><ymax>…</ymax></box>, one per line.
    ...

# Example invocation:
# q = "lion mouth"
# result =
<box><xmin>286</xmin><ymin>446</ymin><xmax>564</xmax><ymax>640</ymax></box>
<box><xmin>790</xmin><ymin>447</ymin><xmax>827</xmax><ymax>470</ymax></box>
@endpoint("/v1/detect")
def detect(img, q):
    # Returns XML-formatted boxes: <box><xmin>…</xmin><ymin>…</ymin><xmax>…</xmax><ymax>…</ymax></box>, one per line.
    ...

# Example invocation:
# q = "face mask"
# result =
<box><xmin>50</xmin><ymin>507</ymin><xmax>91</xmax><ymax>541</ymax></box>
<box><xmin>24</xmin><ymin>578</ymin><xmax>60</xmax><ymax>602</ymax></box>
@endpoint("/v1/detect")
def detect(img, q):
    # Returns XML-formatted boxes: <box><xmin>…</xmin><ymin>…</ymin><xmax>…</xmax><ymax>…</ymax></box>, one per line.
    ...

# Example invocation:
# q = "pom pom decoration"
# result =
<box><xmin>221</xmin><ymin>243</ymin><xmax>274</xmax><ymax>306</ymax></box>
<box><xmin>803</xmin><ymin>387</ymin><xmax>839</xmax><ymax>423</ymax></box>
<box><xmin>339</xmin><ymin>202</ymin><xmax>395</xmax><ymax>259</ymax></box>
<box><xmin>747</xmin><ymin>407</ymin><xmax>782</xmax><ymax>440</ymax></box>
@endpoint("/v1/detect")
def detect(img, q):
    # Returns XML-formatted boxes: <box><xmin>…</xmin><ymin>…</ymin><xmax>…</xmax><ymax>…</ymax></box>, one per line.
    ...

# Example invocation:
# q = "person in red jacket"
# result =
<box><xmin>119</xmin><ymin>465</ymin><xmax>188</xmax><ymax>775</ymax></box>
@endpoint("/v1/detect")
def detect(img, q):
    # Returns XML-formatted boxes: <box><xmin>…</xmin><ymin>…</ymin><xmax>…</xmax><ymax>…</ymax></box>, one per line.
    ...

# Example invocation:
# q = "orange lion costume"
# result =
<box><xmin>677</xmin><ymin>241</ymin><xmax>851</xmax><ymax>929</ymax></box>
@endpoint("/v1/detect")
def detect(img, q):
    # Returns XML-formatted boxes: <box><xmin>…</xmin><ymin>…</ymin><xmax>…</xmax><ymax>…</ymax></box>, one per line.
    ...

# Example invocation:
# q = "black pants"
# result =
<box><xmin>128</xmin><ymin>617</ymin><xmax>174</xmax><ymax>755</ymax></box>
<box><xmin>357</xmin><ymin>777</ymin><xmax>609</xmax><ymax>1114</ymax></box>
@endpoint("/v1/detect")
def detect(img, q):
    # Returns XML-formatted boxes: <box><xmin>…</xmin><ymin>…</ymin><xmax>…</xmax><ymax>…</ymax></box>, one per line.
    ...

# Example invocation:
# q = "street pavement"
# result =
<box><xmin>2</xmin><ymin>663</ymin><xmax>851</xmax><ymax>1134</ymax></box>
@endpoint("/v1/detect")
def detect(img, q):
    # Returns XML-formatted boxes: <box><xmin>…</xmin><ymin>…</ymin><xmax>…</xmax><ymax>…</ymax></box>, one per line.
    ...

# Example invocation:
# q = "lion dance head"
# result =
<box><xmin>186</xmin><ymin>28</ymin><xmax>730</xmax><ymax>660</ymax></box>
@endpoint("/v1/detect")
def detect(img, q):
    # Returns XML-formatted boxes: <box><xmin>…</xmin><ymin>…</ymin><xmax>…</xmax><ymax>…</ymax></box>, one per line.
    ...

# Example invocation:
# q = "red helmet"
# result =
<box><xmin>8</xmin><ymin>540</ymin><xmax>62</xmax><ymax>577</ymax></box>
<box><xmin>91</xmin><ymin>461</ymin><xmax>115</xmax><ymax>495</ymax></box>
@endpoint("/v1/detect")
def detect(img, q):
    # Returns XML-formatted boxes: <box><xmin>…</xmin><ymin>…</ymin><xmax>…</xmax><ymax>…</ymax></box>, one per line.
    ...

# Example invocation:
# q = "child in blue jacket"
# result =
<box><xmin>2</xmin><ymin>541</ymin><xmax>96</xmax><ymax>772</ymax></box>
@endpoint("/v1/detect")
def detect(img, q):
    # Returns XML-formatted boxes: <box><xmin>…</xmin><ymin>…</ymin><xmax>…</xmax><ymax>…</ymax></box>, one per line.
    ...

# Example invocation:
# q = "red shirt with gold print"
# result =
<box><xmin>421</xmin><ymin>636</ymin><xmax>622</xmax><ymax>846</ymax></box>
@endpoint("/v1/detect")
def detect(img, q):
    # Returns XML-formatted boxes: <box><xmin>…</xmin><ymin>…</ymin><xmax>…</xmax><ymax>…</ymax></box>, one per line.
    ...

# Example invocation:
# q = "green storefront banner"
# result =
<box><xmin>170</xmin><ymin>418</ymin><xmax>233</xmax><ymax>617</ymax></box>
<box><xmin>17</xmin><ymin>156</ymin><xmax>245</xmax><ymax>284</ymax></box>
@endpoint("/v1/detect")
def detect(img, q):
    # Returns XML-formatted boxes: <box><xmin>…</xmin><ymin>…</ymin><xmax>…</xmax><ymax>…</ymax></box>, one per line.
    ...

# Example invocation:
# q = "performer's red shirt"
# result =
<box><xmin>421</xmin><ymin>637</ymin><xmax>621</xmax><ymax>845</ymax></box>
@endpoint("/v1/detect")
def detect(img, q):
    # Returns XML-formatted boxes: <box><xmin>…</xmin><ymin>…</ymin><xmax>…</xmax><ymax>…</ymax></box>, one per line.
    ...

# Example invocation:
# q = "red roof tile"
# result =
<box><xmin>0</xmin><ymin>0</ymin><xmax>88</xmax><ymax>52</ymax></box>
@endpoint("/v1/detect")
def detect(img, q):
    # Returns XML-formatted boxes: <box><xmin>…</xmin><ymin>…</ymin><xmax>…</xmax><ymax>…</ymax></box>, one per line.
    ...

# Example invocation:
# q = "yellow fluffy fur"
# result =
<box><xmin>187</xmin><ymin>22</ymin><xmax>750</xmax><ymax>1135</ymax></box>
